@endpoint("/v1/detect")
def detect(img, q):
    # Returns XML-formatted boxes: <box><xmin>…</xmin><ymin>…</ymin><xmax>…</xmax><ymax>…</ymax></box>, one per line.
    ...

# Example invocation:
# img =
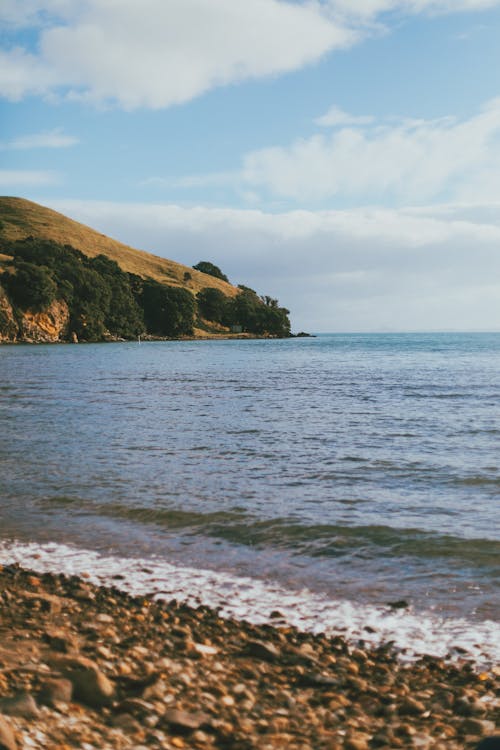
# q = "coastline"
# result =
<box><xmin>0</xmin><ymin>563</ymin><xmax>498</xmax><ymax>750</ymax></box>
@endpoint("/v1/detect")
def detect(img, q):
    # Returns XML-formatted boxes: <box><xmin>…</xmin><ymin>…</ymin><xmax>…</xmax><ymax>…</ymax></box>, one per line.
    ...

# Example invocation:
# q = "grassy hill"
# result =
<box><xmin>0</xmin><ymin>196</ymin><xmax>237</xmax><ymax>298</ymax></box>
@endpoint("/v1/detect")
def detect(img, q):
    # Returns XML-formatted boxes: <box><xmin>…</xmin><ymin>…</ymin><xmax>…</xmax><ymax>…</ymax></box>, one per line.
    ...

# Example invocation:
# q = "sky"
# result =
<box><xmin>1</xmin><ymin>1</ymin><xmax>500</xmax><ymax>332</ymax></box>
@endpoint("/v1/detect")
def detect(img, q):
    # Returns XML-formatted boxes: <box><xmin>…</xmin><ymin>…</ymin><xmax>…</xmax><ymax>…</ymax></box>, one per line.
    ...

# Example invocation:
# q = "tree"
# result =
<box><xmin>69</xmin><ymin>268</ymin><xmax>111</xmax><ymax>341</ymax></box>
<box><xmin>223</xmin><ymin>287</ymin><xmax>291</xmax><ymax>336</ymax></box>
<box><xmin>90</xmin><ymin>255</ymin><xmax>144</xmax><ymax>338</ymax></box>
<box><xmin>196</xmin><ymin>287</ymin><xmax>228</xmax><ymax>323</ymax></box>
<box><xmin>192</xmin><ymin>261</ymin><xmax>229</xmax><ymax>283</ymax></box>
<box><xmin>140</xmin><ymin>282</ymin><xmax>195</xmax><ymax>337</ymax></box>
<box><xmin>2</xmin><ymin>262</ymin><xmax>57</xmax><ymax>312</ymax></box>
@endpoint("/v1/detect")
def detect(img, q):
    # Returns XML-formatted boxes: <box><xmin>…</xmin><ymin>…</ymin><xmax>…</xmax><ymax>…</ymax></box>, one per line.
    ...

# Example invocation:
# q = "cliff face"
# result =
<box><xmin>0</xmin><ymin>284</ymin><xmax>17</xmax><ymax>342</ymax></box>
<box><xmin>0</xmin><ymin>285</ymin><xmax>70</xmax><ymax>343</ymax></box>
<box><xmin>19</xmin><ymin>299</ymin><xmax>70</xmax><ymax>343</ymax></box>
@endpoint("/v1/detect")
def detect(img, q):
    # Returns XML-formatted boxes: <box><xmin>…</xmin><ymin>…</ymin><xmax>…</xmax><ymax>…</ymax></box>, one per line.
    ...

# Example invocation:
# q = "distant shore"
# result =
<box><xmin>0</xmin><ymin>331</ymin><xmax>314</xmax><ymax>345</ymax></box>
<box><xmin>0</xmin><ymin>563</ymin><xmax>497</xmax><ymax>750</ymax></box>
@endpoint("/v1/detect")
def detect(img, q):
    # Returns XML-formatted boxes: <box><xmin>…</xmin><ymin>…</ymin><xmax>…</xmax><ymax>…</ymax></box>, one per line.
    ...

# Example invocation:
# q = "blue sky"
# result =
<box><xmin>1</xmin><ymin>0</ymin><xmax>500</xmax><ymax>331</ymax></box>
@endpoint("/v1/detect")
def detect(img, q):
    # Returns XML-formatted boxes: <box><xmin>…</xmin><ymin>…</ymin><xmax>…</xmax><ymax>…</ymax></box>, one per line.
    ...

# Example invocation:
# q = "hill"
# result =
<box><xmin>0</xmin><ymin>197</ymin><xmax>291</xmax><ymax>343</ymax></box>
<box><xmin>0</xmin><ymin>196</ymin><xmax>236</xmax><ymax>297</ymax></box>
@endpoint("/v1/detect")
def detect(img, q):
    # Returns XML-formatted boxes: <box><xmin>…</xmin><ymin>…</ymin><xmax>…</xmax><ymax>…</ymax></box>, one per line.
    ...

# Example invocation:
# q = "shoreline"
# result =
<box><xmin>0</xmin><ymin>563</ymin><xmax>498</xmax><ymax>749</ymax></box>
<box><xmin>0</xmin><ymin>332</ymin><xmax>303</xmax><ymax>345</ymax></box>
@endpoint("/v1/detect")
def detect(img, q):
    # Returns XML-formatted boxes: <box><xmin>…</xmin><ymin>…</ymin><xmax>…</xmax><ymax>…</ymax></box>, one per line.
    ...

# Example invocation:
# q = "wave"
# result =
<box><xmin>0</xmin><ymin>539</ymin><xmax>498</xmax><ymax>667</ymax></box>
<box><xmin>38</xmin><ymin>496</ymin><xmax>500</xmax><ymax>569</ymax></box>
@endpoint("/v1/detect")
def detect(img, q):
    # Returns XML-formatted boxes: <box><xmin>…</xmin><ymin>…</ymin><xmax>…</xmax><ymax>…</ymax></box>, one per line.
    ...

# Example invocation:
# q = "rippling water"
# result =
<box><xmin>1</xmin><ymin>333</ymin><xmax>499</xmax><ymax>654</ymax></box>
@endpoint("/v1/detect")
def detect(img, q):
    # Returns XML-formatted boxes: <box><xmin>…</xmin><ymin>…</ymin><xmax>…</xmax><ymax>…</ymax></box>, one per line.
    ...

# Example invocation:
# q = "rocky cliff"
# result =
<box><xmin>0</xmin><ymin>284</ymin><xmax>70</xmax><ymax>343</ymax></box>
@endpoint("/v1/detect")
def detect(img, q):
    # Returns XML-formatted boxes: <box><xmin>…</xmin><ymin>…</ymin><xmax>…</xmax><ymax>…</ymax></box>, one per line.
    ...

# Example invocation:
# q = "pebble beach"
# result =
<box><xmin>0</xmin><ymin>564</ymin><xmax>498</xmax><ymax>750</ymax></box>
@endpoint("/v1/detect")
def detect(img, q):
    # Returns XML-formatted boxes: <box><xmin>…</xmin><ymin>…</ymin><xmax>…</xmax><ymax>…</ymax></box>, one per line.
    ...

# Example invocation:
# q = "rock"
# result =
<box><xmin>412</xmin><ymin>733</ymin><xmax>434</xmax><ymax>749</ymax></box>
<box><xmin>21</xmin><ymin>590</ymin><xmax>62</xmax><ymax>614</ymax></box>
<box><xmin>163</xmin><ymin>708</ymin><xmax>211</xmax><ymax>732</ymax></box>
<box><xmin>193</xmin><ymin>642</ymin><xmax>219</xmax><ymax>657</ymax></box>
<box><xmin>461</xmin><ymin>719</ymin><xmax>496</xmax><ymax>737</ymax></box>
<box><xmin>455</xmin><ymin>696</ymin><xmax>487</xmax><ymax>717</ymax></box>
<box><xmin>0</xmin><ymin>693</ymin><xmax>39</xmax><ymax>719</ymax></box>
<box><xmin>0</xmin><ymin>715</ymin><xmax>17</xmax><ymax>750</ymax></box>
<box><xmin>386</xmin><ymin>599</ymin><xmax>410</xmax><ymax>609</ymax></box>
<box><xmin>244</xmin><ymin>640</ymin><xmax>281</xmax><ymax>662</ymax></box>
<box><xmin>71</xmin><ymin>584</ymin><xmax>95</xmax><ymax>601</ymax></box>
<box><xmin>116</xmin><ymin>698</ymin><xmax>156</xmax><ymax>718</ymax></box>
<box><xmin>95</xmin><ymin>613</ymin><xmax>114</xmax><ymax>624</ymax></box>
<box><xmin>38</xmin><ymin>678</ymin><xmax>73</xmax><ymax>707</ymax></box>
<box><xmin>19</xmin><ymin>299</ymin><xmax>70</xmax><ymax>343</ymax></box>
<box><xmin>42</xmin><ymin>628</ymin><xmax>78</xmax><ymax>653</ymax></box>
<box><xmin>50</xmin><ymin>655</ymin><xmax>114</xmax><ymax>708</ymax></box>
<box><xmin>297</xmin><ymin>673</ymin><xmax>340</xmax><ymax>688</ymax></box>
<box><xmin>344</xmin><ymin>732</ymin><xmax>371</xmax><ymax>750</ymax></box>
<box><xmin>346</xmin><ymin>677</ymin><xmax>369</xmax><ymax>694</ymax></box>
<box><xmin>0</xmin><ymin>286</ymin><xmax>18</xmax><ymax>343</ymax></box>
<box><xmin>110</xmin><ymin>713</ymin><xmax>143</xmax><ymax>733</ymax></box>
<box><xmin>398</xmin><ymin>697</ymin><xmax>427</xmax><ymax>716</ymax></box>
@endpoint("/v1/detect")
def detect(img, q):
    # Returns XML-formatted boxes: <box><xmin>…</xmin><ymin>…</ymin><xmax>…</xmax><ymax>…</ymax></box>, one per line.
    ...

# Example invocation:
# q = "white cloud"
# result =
<box><xmin>44</xmin><ymin>197</ymin><xmax>500</xmax><ymax>332</ymax></box>
<box><xmin>3</xmin><ymin>0</ymin><xmax>499</xmax><ymax>109</ymax></box>
<box><xmin>315</xmin><ymin>106</ymin><xmax>375</xmax><ymax>127</ymax></box>
<box><xmin>325</xmin><ymin>0</ymin><xmax>500</xmax><ymax>21</ymax></box>
<box><xmin>0</xmin><ymin>0</ymin><xmax>353</xmax><ymax>108</ymax></box>
<box><xmin>0</xmin><ymin>169</ymin><xmax>59</xmax><ymax>187</ymax></box>
<box><xmin>241</xmin><ymin>99</ymin><xmax>500</xmax><ymax>204</ymax></box>
<box><xmin>3</xmin><ymin>128</ymin><xmax>79</xmax><ymax>149</ymax></box>
<box><xmin>0</xmin><ymin>48</ymin><xmax>56</xmax><ymax>101</ymax></box>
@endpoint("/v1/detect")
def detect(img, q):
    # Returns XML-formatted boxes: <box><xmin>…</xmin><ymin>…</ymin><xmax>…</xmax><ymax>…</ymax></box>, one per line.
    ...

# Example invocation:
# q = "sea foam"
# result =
<box><xmin>1</xmin><ymin>539</ymin><xmax>498</xmax><ymax>667</ymax></box>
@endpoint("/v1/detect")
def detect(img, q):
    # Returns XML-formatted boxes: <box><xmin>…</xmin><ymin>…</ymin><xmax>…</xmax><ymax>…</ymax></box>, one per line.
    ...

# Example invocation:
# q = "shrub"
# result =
<box><xmin>197</xmin><ymin>287</ymin><xmax>228</xmax><ymax>323</ymax></box>
<box><xmin>192</xmin><ymin>261</ymin><xmax>229</xmax><ymax>283</ymax></box>
<box><xmin>2</xmin><ymin>261</ymin><xmax>57</xmax><ymax>312</ymax></box>
<box><xmin>140</xmin><ymin>281</ymin><xmax>195</xmax><ymax>337</ymax></box>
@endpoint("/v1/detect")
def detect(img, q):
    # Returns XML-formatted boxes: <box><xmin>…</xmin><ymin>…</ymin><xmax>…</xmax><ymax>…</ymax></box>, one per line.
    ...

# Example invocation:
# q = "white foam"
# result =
<box><xmin>1</xmin><ymin>540</ymin><xmax>498</xmax><ymax>666</ymax></box>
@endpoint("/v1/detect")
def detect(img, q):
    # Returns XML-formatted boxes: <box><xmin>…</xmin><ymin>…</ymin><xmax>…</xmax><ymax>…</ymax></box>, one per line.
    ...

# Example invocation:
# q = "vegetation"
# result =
<box><xmin>0</xmin><ymin>196</ymin><xmax>236</xmax><ymax>297</ymax></box>
<box><xmin>1</xmin><ymin>238</ymin><xmax>144</xmax><ymax>341</ymax></box>
<box><xmin>0</xmin><ymin>207</ymin><xmax>292</xmax><ymax>342</ymax></box>
<box><xmin>192</xmin><ymin>261</ymin><xmax>229</xmax><ymax>283</ymax></box>
<box><xmin>197</xmin><ymin>287</ymin><xmax>228</xmax><ymax>324</ymax></box>
<box><xmin>139</xmin><ymin>280</ymin><xmax>195</xmax><ymax>337</ymax></box>
<box><xmin>223</xmin><ymin>287</ymin><xmax>290</xmax><ymax>337</ymax></box>
<box><xmin>3</xmin><ymin>261</ymin><xmax>57</xmax><ymax>312</ymax></box>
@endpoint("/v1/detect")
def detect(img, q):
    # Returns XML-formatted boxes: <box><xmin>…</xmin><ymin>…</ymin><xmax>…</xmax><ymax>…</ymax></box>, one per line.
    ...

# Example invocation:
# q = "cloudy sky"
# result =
<box><xmin>2</xmin><ymin>0</ymin><xmax>500</xmax><ymax>331</ymax></box>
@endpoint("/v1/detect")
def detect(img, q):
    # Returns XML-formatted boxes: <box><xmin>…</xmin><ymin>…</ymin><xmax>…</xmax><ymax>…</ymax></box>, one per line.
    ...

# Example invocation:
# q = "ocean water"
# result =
<box><xmin>1</xmin><ymin>334</ymin><xmax>499</xmax><ymax>662</ymax></box>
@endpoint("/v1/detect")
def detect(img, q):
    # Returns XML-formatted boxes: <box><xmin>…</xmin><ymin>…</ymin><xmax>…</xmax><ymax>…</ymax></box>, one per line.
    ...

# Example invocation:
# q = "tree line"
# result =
<box><xmin>0</xmin><ymin>238</ymin><xmax>290</xmax><ymax>341</ymax></box>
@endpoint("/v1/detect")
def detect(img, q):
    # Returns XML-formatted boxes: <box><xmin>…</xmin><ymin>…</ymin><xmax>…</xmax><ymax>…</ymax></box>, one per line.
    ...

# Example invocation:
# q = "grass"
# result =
<box><xmin>0</xmin><ymin>196</ymin><xmax>238</xmax><ymax>298</ymax></box>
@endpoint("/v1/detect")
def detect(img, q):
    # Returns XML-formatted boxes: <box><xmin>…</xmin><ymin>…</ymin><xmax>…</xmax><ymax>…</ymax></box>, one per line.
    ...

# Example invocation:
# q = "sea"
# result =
<box><xmin>1</xmin><ymin>333</ymin><xmax>499</xmax><ymax>664</ymax></box>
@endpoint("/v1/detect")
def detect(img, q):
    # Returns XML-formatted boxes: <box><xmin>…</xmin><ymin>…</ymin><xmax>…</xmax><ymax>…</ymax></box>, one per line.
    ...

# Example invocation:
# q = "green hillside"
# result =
<box><xmin>0</xmin><ymin>197</ymin><xmax>236</xmax><ymax>297</ymax></box>
<box><xmin>0</xmin><ymin>197</ymin><xmax>291</xmax><ymax>343</ymax></box>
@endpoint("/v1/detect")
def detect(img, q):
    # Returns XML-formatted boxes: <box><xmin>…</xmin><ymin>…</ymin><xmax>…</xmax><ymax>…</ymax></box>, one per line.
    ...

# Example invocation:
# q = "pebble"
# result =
<box><xmin>245</xmin><ymin>640</ymin><xmax>281</xmax><ymax>662</ymax></box>
<box><xmin>38</xmin><ymin>678</ymin><xmax>73</xmax><ymax>707</ymax></box>
<box><xmin>0</xmin><ymin>693</ymin><xmax>39</xmax><ymax>719</ymax></box>
<box><xmin>0</xmin><ymin>715</ymin><xmax>17</xmax><ymax>750</ymax></box>
<box><xmin>0</xmin><ymin>564</ymin><xmax>498</xmax><ymax>750</ymax></box>
<box><xmin>163</xmin><ymin>708</ymin><xmax>212</xmax><ymax>732</ymax></box>
<box><xmin>51</xmin><ymin>655</ymin><xmax>115</xmax><ymax>707</ymax></box>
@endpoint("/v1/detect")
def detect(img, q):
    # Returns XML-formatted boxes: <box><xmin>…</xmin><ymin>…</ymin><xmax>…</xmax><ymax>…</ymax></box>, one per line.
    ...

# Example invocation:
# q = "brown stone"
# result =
<box><xmin>344</xmin><ymin>733</ymin><xmax>370</xmax><ymax>750</ymax></box>
<box><xmin>50</xmin><ymin>655</ymin><xmax>114</xmax><ymax>708</ymax></box>
<box><xmin>21</xmin><ymin>590</ymin><xmax>62</xmax><ymax>614</ymax></box>
<box><xmin>398</xmin><ymin>697</ymin><xmax>426</xmax><ymax>716</ymax></box>
<box><xmin>110</xmin><ymin>713</ymin><xmax>143</xmax><ymax>733</ymax></box>
<box><xmin>244</xmin><ymin>640</ymin><xmax>281</xmax><ymax>662</ymax></box>
<box><xmin>0</xmin><ymin>693</ymin><xmax>39</xmax><ymax>719</ymax></box>
<box><xmin>163</xmin><ymin>708</ymin><xmax>211</xmax><ymax>732</ymax></box>
<box><xmin>460</xmin><ymin>718</ymin><xmax>496</xmax><ymax>737</ymax></box>
<box><xmin>38</xmin><ymin>678</ymin><xmax>73</xmax><ymax>707</ymax></box>
<box><xmin>43</xmin><ymin>628</ymin><xmax>78</xmax><ymax>653</ymax></box>
<box><xmin>0</xmin><ymin>715</ymin><xmax>17</xmax><ymax>750</ymax></box>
